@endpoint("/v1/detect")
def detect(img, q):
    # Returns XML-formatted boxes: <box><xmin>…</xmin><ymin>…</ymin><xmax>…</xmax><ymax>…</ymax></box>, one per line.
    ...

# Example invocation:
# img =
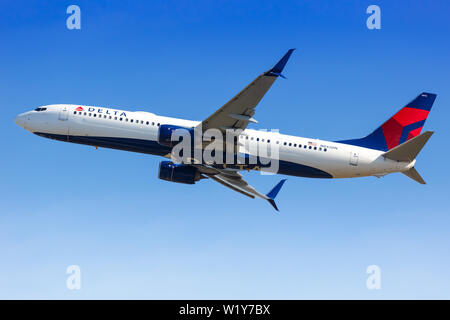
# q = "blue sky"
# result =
<box><xmin>1</xmin><ymin>0</ymin><xmax>449</xmax><ymax>299</ymax></box>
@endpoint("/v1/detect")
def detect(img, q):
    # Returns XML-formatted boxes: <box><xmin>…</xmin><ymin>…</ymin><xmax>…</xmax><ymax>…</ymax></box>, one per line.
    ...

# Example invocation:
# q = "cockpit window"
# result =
<box><xmin>34</xmin><ymin>107</ymin><xmax>47</xmax><ymax>112</ymax></box>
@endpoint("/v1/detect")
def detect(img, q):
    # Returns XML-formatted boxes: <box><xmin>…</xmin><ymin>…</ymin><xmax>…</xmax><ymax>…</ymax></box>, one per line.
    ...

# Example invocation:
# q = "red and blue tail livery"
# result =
<box><xmin>338</xmin><ymin>92</ymin><xmax>436</xmax><ymax>151</ymax></box>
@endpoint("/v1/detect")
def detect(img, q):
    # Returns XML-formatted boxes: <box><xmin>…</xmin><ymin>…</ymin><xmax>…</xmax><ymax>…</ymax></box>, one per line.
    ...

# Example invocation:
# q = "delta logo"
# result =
<box><xmin>75</xmin><ymin>106</ymin><xmax>127</xmax><ymax>117</ymax></box>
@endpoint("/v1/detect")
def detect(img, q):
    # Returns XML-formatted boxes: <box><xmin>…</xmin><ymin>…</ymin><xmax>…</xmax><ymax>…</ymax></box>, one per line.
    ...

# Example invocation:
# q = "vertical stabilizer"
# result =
<box><xmin>337</xmin><ymin>93</ymin><xmax>436</xmax><ymax>151</ymax></box>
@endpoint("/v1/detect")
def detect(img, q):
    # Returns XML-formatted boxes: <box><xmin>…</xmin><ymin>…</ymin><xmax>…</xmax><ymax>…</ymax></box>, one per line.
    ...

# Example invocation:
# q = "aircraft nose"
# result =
<box><xmin>14</xmin><ymin>113</ymin><xmax>27</xmax><ymax>128</ymax></box>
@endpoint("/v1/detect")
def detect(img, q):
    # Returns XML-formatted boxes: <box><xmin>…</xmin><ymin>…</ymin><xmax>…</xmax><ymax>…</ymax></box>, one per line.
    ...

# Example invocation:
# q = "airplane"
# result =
<box><xmin>14</xmin><ymin>49</ymin><xmax>436</xmax><ymax>211</ymax></box>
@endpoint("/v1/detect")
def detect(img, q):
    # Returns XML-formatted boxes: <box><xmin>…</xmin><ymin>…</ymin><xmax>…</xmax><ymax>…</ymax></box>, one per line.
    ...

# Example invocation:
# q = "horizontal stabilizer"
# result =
<box><xmin>402</xmin><ymin>167</ymin><xmax>426</xmax><ymax>184</ymax></box>
<box><xmin>382</xmin><ymin>131</ymin><xmax>434</xmax><ymax>162</ymax></box>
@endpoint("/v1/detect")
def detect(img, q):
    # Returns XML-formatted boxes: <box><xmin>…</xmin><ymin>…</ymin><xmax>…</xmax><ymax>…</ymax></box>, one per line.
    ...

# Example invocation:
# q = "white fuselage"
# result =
<box><xmin>14</xmin><ymin>104</ymin><xmax>414</xmax><ymax>179</ymax></box>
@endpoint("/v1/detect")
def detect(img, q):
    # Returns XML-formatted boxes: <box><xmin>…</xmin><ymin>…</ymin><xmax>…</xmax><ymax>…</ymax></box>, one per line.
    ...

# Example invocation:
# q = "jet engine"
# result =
<box><xmin>157</xmin><ymin>124</ymin><xmax>194</xmax><ymax>147</ymax></box>
<box><xmin>158</xmin><ymin>161</ymin><xmax>203</xmax><ymax>184</ymax></box>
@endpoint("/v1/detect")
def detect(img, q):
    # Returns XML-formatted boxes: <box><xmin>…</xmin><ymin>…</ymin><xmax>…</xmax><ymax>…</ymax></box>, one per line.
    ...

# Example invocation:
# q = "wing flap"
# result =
<box><xmin>199</xmin><ymin>165</ymin><xmax>286</xmax><ymax>211</ymax></box>
<box><xmin>207</xmin><ymin>174</ymin><xmax>256</xmax><ymax>199</ymax></box>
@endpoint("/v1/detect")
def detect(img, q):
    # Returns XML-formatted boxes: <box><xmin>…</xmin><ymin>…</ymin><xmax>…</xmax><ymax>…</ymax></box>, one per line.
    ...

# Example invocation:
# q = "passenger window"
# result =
<box><xmin>94</xmin><ymin>114</ymin><xmax>96</xmax><ymax>117</ymax></box>
<box><xmin>257</xmin><ymin>138</ymin><xmax>259</xmax><ymax>141</ymax></box>
<box><xmin>131</xmin><ymin>119</ymin><xmax>134</xmax><ymax>123</ymax></box>
<box><xmin>126</xmin><ymin>118</ymin><xmax>128</xmax><ymax>122</ymax></box>
<box><xmin>267</xmin><ymin>140</ymin><xmax>270</xmax><ymax>143</ymax></box>
<box><xmin>120</xmin><ymin>118</ymin><xmax>123</xmax><ymax>121</ymax></box>
<box><xmin>114</xmin><ymin>117</ymin><xmax>117</xmax><ymax>120</ymax></box>
<box><xmin>109</xmin><ymin>116</ymin><xmax>112</xmax><ymax>119</ymax></box>
<box><xmin>84</xmin><ymin>112</ymin><xmax>87</xmax><ymax>115</ymax></box>
<box><xmin>152</xmin><ymin>122</ymin><xmax>155</xmax><ymax>126</ymax></box>
<box><xmin>73</xmin><ymin>111</ymin><xmax>76</xmax><ymax>114</ymax></box>
<box><xmin>324</xmin><ymin>149</ymin><xmax>327</xmax><ymax>152</ymax></box>
<box><xmin>89</xmin><ymin>113</ymin><xmax>92</xmax><ymax>116</ymax></box>
<box><xmin>157</xmin><ymin>123</ymin><xmax>160</xmax><ymax>126</ymax></box>
<box><xmin>309</xmin><ymin>146</ymin><xmax>312</xmax><ymax>149</ymax></box>
<box><xmin>283</xmin><ymin>142</ymin><xmax>287</xmax><ymax>146</ymax></box>
<box><xmin>146</xmin><ymin>121</ymin><xmax>149</xmax><ymax>125</ymax></box>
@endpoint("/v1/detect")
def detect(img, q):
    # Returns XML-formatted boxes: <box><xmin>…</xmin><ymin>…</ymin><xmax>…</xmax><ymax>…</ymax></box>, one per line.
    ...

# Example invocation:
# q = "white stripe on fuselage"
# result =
<box><xmin>25</xmin><ymin>104</ymin><xmax>414</xmax><ymax>179</ymax></box>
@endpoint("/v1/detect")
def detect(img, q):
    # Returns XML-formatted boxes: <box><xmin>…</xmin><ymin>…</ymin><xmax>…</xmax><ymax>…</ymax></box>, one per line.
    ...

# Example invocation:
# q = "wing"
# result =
<box><xmin>198</xmin><ymin>49</ymin><xmax>295</xmax><ymax>133</ymax></box>
<box><xmin>194</xmin><ymin>164</ymin><xmax>286</xmax><ymax>211</ymax></box>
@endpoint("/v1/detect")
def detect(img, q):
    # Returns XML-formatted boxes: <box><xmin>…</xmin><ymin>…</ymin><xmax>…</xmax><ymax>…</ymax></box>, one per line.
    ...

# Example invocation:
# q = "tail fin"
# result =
<box><xmin>338</xmin><ymin>92</ymin><xmax>436</xmax><ymax>151</ymax></box>
<box><xmin>382</xmin><ymin>131</ymin><xmax>433</xmax><ymax>162</ymax></box>
<box><xmin>402</xmin><ymin>167</ymin><xmax>426</xmax><ymax>184</ymax></box>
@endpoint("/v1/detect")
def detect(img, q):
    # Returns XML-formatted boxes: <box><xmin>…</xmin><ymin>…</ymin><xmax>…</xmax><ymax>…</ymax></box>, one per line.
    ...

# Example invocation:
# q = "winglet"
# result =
<box><xmin>265</xmin><ymin>49</ymin><xmax>295</xmax><ymax>78</ymax></box>
<box><xmin>266</xmin><ymin>179</ymin><xmax>287</xmax><ymax>211</ymax></box>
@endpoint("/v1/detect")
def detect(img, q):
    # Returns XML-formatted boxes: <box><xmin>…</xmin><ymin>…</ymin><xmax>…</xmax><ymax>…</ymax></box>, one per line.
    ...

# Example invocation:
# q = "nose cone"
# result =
<box><xmin>14</xmin><ymin>113</ymin><xmax>27</xmax><ymax>129</ymax></box>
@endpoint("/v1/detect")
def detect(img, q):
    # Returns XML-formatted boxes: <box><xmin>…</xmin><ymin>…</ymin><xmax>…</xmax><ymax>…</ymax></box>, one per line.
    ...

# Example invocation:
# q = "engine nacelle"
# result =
<box><xmin>158</xmin><ymin>161</ymin><xmax>202</xmax><ymax>184</ymax></box>
<box><xmin>158</xmin><ymin>124</ymin><xmax>194</xmax><ymax>147</ymax></box>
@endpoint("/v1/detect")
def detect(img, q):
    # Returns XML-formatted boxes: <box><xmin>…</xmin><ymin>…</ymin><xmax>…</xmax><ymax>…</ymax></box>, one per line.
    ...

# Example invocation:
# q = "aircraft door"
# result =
<box><xmin>58</xmin><ymin>106</ymin><xmax>68</xmax><ymax>121</ymax></box>
<box><xmin>349</xmin><ymin>151</ymin><xmax>359</xmax><ymax>166</ymax></box>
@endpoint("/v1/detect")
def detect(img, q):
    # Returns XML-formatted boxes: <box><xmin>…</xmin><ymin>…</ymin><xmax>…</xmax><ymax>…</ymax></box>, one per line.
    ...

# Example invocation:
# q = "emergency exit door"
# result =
<box><xmin>349</xmin><ymin>151</ymin><xmax>359</xmax><ymax>166</ymax></box>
